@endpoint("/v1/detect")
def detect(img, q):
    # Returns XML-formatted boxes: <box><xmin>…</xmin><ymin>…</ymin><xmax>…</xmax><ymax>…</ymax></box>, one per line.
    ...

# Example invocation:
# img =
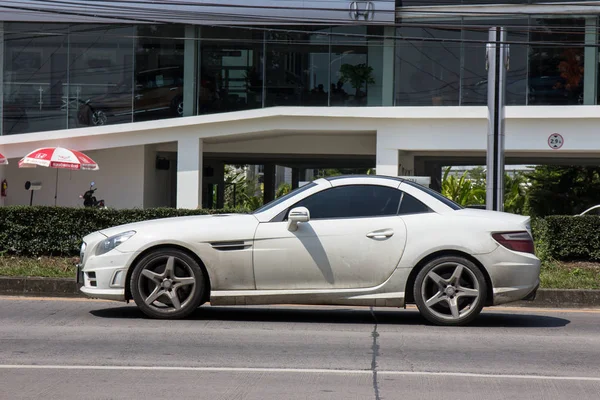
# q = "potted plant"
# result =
<box><xmin>339</xmin><ymin>63</ymin><xmax>375</xmax><ymax>100</ymax></box>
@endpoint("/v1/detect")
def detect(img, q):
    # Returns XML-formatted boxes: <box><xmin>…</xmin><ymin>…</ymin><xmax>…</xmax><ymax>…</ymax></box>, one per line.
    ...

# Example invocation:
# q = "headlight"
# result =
<box><xmin>95</xmin><ymin>231</ymin><xmax>136</xmax><ymax>256</ymax></box>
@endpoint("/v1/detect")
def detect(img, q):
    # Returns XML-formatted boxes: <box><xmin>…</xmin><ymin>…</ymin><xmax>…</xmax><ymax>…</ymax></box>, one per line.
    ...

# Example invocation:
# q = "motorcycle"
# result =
<box><xmin>80</xmin><ymin>182</ymin><xmax>106</xmax><ymax>208</ymax></box>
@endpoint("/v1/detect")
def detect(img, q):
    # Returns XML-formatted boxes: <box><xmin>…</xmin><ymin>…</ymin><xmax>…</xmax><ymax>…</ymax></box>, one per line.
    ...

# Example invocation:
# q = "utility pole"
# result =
<box><xmin>486</xmin><ymin>27</ymin><xmax>509</xmax><ymax>212</ymax></box>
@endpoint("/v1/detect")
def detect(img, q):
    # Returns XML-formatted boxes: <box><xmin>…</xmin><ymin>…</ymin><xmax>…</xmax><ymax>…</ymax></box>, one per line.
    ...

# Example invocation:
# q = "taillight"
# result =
<box><xmin>492</xmin><ymin>231</ymin><xmax>535</xmax><ymax>254</ymax></box>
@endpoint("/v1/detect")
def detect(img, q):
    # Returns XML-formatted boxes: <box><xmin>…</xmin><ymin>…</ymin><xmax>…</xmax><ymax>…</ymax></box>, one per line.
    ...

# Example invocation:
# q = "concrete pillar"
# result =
<box><xmin>177</xmin><ymin>137</ymin><xmax>203</xmax><ymax>209</ymax></box>
<box><xmin>584</xmin><ymin>17</ymin><xmax>598</xmax><ymax>105</ymax></box>
<box><xmin>263</xmin><ymin>163</ymin><xmax>275</xmax><ymax>204</ymax></box>
<box><xmin>375</xmin><ymin>131</ymin><xmax>400</xmax><ymax>177</ymax></box>
<box><xmin>183</xmin><ymin>25</ymin><xmax>199</xmax><ymax>117</ymax></box>
<box><xmin>291</xmin><ymin>168</ymin><xmax>300</xmax><ymax>189</ymax></box>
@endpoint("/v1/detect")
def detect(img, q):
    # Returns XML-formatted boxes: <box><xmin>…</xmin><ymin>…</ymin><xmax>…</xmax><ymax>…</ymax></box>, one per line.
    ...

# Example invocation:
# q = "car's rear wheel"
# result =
<box><xmin>414</xmin><ymin>256</ymin><xmax>487</xmax><ymax>326</ymax></box>
<box><xmin>130</xmin><ymin>248</ymin><xmax>206</xmax><ymax>319</ymax></box>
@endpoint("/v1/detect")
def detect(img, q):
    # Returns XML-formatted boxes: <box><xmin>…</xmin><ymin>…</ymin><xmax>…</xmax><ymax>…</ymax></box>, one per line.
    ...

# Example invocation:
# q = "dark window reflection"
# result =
<box><xmin>265</xmin><ymin>28</ymin><xmax>330</xmax><ymax>107</ymax></box>
<box><xmin>461</xmin><ymin>19</ymin><xmax>528</xmax><ymax>105</ymax></box>
<box><xmin>70</xmin><ymin>25</ymin><xmax>134</xmax><ymax>128</ymax></box>
<box><xmin>529</xmin><ymin>18</ymin><xmax>585</xmax><ymax>105</ymax></box>
<box><xmin>331</xmin><ymin>26</ymin><xmax>384</xmax><ymax>106</ymax></box>
<box><xmin>395</xmin><ymin>26</ymin><xmax>461</xmax><ymax>106</ymax></box>
<box><xmin>3</xmin><ymin>23</ymin><xmax>68</xmax><ymax>135</ymax></box>
<box><xmin>200</xmin><ymin>26</ymin><xmax>264</xmax><ymax>114</ymax></box>
<box><xmin>134</xmin><ymin>25</ymin><xmax>185</xmax><ymax>122</ymax></box>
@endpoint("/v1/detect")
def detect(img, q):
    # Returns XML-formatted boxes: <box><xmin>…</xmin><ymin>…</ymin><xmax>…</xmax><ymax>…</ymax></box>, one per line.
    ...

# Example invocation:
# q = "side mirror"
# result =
<box><xmin>287</xmin><ymin>207</ymin><xmax>310</xmax><ymax>232</ymax></box>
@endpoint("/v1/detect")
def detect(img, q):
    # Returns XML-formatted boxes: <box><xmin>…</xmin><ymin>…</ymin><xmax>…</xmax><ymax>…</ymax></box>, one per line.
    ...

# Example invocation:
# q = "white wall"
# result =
<box><xmin>2</xmin><ymin>145</ymin><xmax>146</xmax><ymax>209</ymax></box>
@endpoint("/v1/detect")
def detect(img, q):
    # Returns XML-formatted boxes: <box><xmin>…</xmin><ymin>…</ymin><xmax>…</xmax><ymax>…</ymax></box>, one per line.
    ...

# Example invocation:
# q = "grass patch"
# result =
<box><xmin>540</xmin><ymin>261</ymin><xmax>600</xmax><ymax>290</ymax></box>
<box><xmin>0</xmin><ymin>256</ymin><xmax>77</xmax><ymax>278</ymax></box>
<box><xmin>0</xmin><ymin>256</ymin><xmax>599</xmax><ymax>290</ymax></box>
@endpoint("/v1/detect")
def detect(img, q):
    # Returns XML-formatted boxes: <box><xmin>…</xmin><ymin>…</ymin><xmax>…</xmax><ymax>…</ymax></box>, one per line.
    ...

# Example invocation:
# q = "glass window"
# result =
<box><xmin>200</xmin><ymin>26</ymin><xmax>264</xmax><ymax>115</ymax></box>
<box><xmin>330</xmin><ymin>26</ymin><xmax>384</xmax><ymax>107</ymax></box>
<box><xmin>265</xmin><ymin>28</ymin><xmax>330</xmax><ymax>107</ymax></box>
<box><xmin>529</xmin><ymin>18</ymin><xmax>585</xmax><ymax>106</ymax></box>
<box><xmin>68</xmin><ymin>25</ymin><xmax>134</xmax><ymax>128</ymax></box>
<box><xmin>395</xmin><ymin>24</ymin><xmax>461</xmax><ymax>106</ymax></box>
<box><xmin>3</xmin><ymin>23</ymin><xmax>68</xmax><ymax>135</ymax></box>
<box><xmin>254</xmin><ymin>182</ymin><xmax>317</xmax><ymax>214</ymax></box>
<box><xmin>461</xmin><ymin>19</ymin><xmax>528</xmax><ymax>105</ymax></box>
<box><xmin>399</xmin><ymin>192</ymin><xmax>431</xmax><ymax>215</ymax></box>
<box><xmin>134</xmin><ymin>25</ymin><xmax>185</xmax><ymax>122</ymax></box>
<box><xmin>292</xmin><ymin>185</ymin><xmax>402</xmax><ymax>219</ymax></box>
<box><xmin>404</xmin><ymin>181</ymin><xmax>463</xmax><ymax>210</ymax></box>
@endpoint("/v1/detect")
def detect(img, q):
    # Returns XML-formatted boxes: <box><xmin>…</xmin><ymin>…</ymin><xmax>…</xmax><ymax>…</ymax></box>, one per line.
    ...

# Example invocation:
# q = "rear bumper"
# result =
<box><xmin>474</xmin><ymin>246</ymin><xmax>541</xmax><ymax>306</ymax></box>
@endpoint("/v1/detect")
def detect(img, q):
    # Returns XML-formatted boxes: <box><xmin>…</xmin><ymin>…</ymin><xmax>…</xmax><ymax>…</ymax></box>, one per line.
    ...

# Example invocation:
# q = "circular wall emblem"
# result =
<box><xmin>548</xmin><ymin>133</ymin><xmax>564</xmax><ymax>150</ymax></box>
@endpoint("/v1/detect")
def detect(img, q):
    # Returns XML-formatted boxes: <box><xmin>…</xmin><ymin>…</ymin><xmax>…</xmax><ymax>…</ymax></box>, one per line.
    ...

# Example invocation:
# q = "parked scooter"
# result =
<box><xmin>80</xmin><ymin>182</ymin><xmax>106</xmax><ymax>208</ymax></box>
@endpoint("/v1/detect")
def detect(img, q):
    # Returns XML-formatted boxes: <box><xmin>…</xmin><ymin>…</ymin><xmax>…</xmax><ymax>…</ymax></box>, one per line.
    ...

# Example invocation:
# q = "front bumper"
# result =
<box><xmin>77</xmin><ymin>249</ymin><xmax>130</xmax><ymax>302</ymax></box>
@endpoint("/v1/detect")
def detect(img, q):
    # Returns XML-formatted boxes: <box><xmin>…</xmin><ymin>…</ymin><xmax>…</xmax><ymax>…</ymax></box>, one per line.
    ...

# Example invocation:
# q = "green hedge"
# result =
<box><xmin>0</xmin><ymin>206</ymin><xmax>248</xmax><ymax>257</ymax></box>
<box><xmin>532</xmin><ymin>215</ymin><xmax>600</xmax><ymax>262</ymax></box>
<box><xmin>1</xmin><ymin>207</ymin><xmax>599</xmax><ymax>262</ymax></box>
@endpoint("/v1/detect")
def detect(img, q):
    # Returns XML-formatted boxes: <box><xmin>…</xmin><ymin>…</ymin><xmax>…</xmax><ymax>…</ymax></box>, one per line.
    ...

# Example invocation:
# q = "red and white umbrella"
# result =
<box><xmin>18</xmin><ymin>147</ymin><xmax>99</xmax><ymax>206</ymax></box>
<box><xmin>19</xmin><ymin>147</ymin><xmax>98</xmax><ymax>170</ymax></box>
<box><xmin>0</xmin><ymin>152</ymin><xmax>7</xmax><ymax>166</ymax></box>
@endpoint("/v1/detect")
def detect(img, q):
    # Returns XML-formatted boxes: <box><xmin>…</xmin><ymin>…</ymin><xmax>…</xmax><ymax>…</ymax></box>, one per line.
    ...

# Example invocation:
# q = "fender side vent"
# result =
<box><xmin>210</xmin><ymin>241</ymin><xmax>251</xmax><ymax>251</ymax></box>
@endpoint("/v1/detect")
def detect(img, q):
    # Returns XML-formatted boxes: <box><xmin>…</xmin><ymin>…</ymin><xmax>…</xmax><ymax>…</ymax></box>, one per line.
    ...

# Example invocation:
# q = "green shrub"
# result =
<box><xmin>536</xmin><ymin>215</ymin><xmax>600</xmax><ymax>261</ymax></box>
<box><xmin>0</xmin><ymin>206</ymin><xmax>248</xmax><ymax>257</ymax></box>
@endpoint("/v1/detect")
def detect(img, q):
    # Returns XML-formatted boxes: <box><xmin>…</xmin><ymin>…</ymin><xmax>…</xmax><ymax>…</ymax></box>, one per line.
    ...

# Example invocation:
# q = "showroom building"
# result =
<box><xmin>1</xmin><ymin>1</ymin><xmax>600</xmax><ymax>208</ymax></box>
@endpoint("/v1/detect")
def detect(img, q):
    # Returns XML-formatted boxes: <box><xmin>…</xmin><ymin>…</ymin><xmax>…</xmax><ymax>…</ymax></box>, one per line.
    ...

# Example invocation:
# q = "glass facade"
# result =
<box><xmin>395</xmin><ymin>17</ymin><xmax>589</xmax><ymax>107</ymax></box>
<box><xmin>0</xmin><ymin>17</ymin><xmax>598</xmax><ymax>136</ymax></box>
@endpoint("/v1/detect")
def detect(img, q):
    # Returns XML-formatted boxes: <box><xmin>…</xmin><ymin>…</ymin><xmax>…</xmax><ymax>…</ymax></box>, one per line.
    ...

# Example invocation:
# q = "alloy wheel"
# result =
<box><xmin>420</xmin><ymin>262</ymin><xmax>481</xmax><ymax>321</ymax></box>
<box><xmin>92</xmin><ymin>110</ymin><xmax>107</xmax><ymax>126</ymax></box>
<box><xmin>137</xmin><ymin>255</ymin><xmax>197</xmax><ymax>313</ymax></box>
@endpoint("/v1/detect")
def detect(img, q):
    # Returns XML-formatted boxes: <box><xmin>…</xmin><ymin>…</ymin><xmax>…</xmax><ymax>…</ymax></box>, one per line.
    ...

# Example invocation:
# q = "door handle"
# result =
<box><xmin>366</xmin><ymin>229</ymin><xmax>394</xmax><ymax>239</ymax></box>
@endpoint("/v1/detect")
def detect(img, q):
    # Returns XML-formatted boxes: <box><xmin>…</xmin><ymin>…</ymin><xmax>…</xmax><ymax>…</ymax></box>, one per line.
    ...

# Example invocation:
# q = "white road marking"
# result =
<box><xmin>0</xmin><ymin>365</ymin><xmax>599</xmax><ymax>382</ymax></box>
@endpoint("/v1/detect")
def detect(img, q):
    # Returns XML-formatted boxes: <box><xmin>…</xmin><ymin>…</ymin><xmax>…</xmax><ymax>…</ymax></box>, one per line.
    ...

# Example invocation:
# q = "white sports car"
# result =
<box><xmin>78</xmin><ymin>175</ymin><xmax>540</xmax><ymax>326</ymax></box>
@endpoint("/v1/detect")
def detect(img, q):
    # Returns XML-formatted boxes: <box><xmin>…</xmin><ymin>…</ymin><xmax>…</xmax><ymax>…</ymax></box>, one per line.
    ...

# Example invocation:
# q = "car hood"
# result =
<box><xmin>97</xmin><ymin>213</ymin><xmax>258</xmax><ymax>239</ymax></box>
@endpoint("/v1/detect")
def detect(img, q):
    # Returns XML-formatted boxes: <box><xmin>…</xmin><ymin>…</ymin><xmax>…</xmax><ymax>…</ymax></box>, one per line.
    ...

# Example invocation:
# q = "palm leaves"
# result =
<box><xmin>441</xmin><ymin>167</ymin><xmax>486</xmax><ymax>206</ymax></box>
<box><xmin>441</xmin><ymin>166</ymin><xmax>529</xmax><ymax>213</ymax></box>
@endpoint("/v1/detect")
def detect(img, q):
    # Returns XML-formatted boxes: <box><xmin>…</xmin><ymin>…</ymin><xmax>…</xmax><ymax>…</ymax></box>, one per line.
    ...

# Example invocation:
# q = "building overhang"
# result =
<box><xmin>2</xmin><ymin>106</ymin><xmax>600</xmax><ymax>159</ymax></box>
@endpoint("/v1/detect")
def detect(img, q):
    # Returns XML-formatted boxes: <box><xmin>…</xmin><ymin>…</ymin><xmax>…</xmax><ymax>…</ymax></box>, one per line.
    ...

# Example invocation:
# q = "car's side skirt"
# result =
<box><xmin>209</xmin><ymin>290</ymin><xmax>405</xmax><ymax>307</ymax></box>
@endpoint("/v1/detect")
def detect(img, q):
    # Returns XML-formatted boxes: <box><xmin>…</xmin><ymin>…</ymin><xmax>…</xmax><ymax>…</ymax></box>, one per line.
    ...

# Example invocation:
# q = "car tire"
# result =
<box><xmin>90</xmin><ymin>109</ymin><xmax>107</xmax><ymax>126</ymax></box>
<box><xmin>130</xmin><ymin>248</ymin><xmax>206</xmax><ymax>319</ymax></box>
<box><xmin>414</xmin><ymin>256</ymin><xmax>487</xmax><ymax>326</ymax></box>
<box><xmin>171</xmin><ymin>96</ymin><xmax>183</xmax><ymax>117</ymax></box>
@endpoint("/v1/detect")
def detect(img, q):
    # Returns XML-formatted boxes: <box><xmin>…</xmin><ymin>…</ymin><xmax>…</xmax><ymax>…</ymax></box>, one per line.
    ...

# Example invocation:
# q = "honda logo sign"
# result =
<box><xmin>349</xmin><ymin>1</ymin><xmax>374</xmax><ymax>21</ymax></box>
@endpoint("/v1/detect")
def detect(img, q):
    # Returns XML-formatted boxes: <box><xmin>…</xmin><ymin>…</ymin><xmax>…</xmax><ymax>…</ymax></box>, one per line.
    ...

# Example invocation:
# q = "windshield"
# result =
<box><xmin>404</xmin><ymin>181</ymin><xmax>463</xmax><ymax>210</ymax></box>
<box><xmin>252</xmin><ymin>182</ymin><xmax>317</xmax><ymax>214</ymax></box>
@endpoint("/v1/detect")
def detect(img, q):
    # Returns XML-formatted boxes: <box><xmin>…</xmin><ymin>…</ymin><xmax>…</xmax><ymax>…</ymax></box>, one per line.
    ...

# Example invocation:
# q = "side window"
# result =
<box><xmin>291</xmin><ymin>185</ymin><xmax>402</xmax><ymax>220</ymax></box>
<box><xmin>398</xmin><ymin>192</ymin><xmax>431</xmax><ymax>215</ymax></box>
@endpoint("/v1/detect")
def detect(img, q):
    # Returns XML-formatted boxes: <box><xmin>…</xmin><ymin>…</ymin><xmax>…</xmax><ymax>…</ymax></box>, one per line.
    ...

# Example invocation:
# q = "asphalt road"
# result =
<box><xmin>0</xmin><ymin>297</ymin><xmax>599</xmax><ymax>400</ymax></box>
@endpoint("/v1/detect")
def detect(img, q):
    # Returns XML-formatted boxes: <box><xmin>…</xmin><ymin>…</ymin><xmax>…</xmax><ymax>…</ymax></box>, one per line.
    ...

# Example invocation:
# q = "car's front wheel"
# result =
<box><xmin>414</xmin><ymin>256</ymin><xmax>487</xmax><ymax>326</ymax></box>
<box><xmin>130</xmin><ymin>248</ymin><xmax>206</xmax><ymax>319</ymax></box>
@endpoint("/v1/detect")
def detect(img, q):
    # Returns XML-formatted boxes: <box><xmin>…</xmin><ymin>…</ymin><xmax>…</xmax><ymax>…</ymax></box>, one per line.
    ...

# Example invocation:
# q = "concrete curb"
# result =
<box><xmin>512</xmin><ymin>289</ymin><xmax>600</xmax><ymax>309</ymax></box>
<box><xmin>0</xmin><ymin>277</ymin><xmax>82</xmax><ymax>298</ymax></box>
<box><xmin>0</xmin><ymin>277</ymin><xmax>599</xmax><ymax>308</ymax></box>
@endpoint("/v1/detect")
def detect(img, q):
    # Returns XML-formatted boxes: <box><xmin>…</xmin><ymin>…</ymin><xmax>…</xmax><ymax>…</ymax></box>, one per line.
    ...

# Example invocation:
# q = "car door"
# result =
<box><xmin>253</xmin><ymin>184</ymin><xmax>408</xmax><ymax>290</ymax></box>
